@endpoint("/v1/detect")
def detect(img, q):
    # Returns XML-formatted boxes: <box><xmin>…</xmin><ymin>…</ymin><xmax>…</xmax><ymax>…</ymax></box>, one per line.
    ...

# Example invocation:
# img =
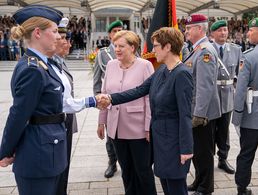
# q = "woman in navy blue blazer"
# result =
<box><xmin>99</xmin><ymin>27</ymin><xmax>194</xmax><ymax>195</ymax></box>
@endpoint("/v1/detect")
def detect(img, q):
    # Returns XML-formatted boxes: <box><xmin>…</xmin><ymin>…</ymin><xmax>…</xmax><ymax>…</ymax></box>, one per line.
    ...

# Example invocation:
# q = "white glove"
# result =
<box><xmin>234</xmin><ymin>125</ymin><xmax>240</xmax><ymax>137</ymax></box>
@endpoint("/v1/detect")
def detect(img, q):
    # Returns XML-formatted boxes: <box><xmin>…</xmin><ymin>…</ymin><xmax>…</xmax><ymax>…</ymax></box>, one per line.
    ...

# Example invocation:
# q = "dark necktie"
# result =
<box><xmin>219</xmin><ymin>46</ymin><xmax>224</xmax><ymax>59</ymax></box>
<box><xmin>48</xmin><ymin>58</ymin><xmax>62</xmax><ymax>73</ymax></box>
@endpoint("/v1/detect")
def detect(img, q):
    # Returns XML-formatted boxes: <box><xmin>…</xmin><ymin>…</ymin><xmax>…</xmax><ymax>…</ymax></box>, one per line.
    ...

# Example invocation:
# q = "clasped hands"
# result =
<box><xmin>95</xmin><ymin>94</ymin><xmax>111</xmax><ymax>110</ymax></box>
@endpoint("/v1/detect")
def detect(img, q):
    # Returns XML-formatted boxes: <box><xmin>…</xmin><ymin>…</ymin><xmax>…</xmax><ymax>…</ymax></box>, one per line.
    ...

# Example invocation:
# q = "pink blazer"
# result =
<box><xmin>98</xmin><ymin>58</ymin><xmax>154</xmax><ymax>139</ymax></box>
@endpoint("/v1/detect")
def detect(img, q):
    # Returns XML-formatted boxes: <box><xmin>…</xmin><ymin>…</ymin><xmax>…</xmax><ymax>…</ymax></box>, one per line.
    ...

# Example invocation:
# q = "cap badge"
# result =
<box><xmin>251</xmin><ymin>19</ymin><xmax>256</xmax><ymax>26</ymax></box>
<box><xmin>186</xmin><ymin>16</ymin><xmax>192</xmax><ymax>23</ymax></box>
<box><xmin>203</xmin><ymin>54</ymin><xmax>210</xmax><ymax>63</ymax></box>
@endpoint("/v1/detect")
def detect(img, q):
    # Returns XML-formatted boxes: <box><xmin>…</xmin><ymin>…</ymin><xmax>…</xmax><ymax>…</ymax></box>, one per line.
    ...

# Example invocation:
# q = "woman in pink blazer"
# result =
<box><xmin>97</xmin><ymin>30</ymin><xmax>157</xmax><ymax>195</ymax></box>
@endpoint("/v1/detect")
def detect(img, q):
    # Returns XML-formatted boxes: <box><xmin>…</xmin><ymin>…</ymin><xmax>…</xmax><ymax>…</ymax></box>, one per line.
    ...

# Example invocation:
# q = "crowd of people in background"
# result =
<box><xmin>0</xmin><ymin>14</ymin><xmax>91</xmax><ymax>61</ymax></box>
<box><xmin>0</xmin><ymin>14</ymin><xmax>255</xmax><ymax>61</ymax></box>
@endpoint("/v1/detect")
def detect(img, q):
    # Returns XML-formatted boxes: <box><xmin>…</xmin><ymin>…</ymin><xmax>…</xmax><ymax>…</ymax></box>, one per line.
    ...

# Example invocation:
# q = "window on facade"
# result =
<box><xmin>96</xmin><ymin>18</ymin><xmax>106</xmax><ymax>32</ymax></box>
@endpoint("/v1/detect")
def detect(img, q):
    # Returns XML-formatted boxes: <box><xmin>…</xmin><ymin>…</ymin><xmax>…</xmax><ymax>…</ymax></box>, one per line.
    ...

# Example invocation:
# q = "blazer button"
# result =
<box><xmin>54</xmin><ymin>139</ymin><xmax>59</xmax><ymax>144</ymax></box>
<box><xmin>116</xmin><ymin>107</ymin><xmax>119</xmax><ymax>110</ymax></box>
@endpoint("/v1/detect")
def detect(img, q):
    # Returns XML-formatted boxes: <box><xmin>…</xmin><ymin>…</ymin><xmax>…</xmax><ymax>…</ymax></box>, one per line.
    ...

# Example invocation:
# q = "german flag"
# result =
<box><xmin>142</xmin><ymin>0</ymin><xmax>178</xmax><ymax>69</ymax></box>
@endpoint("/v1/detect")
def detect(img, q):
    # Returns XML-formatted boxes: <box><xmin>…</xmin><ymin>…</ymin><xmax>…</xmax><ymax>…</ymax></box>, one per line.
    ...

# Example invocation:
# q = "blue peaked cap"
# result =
<box><xmin>13</xmin><ymin>5</ymin><xmax>63</xmax><ymax>25</ymax></box>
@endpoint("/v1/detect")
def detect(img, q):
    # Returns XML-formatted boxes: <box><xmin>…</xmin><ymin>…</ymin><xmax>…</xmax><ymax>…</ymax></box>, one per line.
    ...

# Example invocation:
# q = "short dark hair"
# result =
<box><xmin>151</xmin><ymin>27</ymin><xmax>184</xmax><ymax>56</ymax></box>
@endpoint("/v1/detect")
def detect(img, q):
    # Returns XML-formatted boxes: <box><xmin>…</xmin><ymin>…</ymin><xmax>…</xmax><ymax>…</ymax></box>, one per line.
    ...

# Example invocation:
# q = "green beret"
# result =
<box><xmin>249</xmin><ymin>18</ymin><xmax>258</xmax><ymax>28</ymax></box>
<box><xmin>210</xmin><ymin>20</ymin><xmax>227</xmax><ymax>31</ymax></box>
<box><xmin>107</xmin><ymin>20</ymin><xmax>123</xmax><ymax>32</ymax></box>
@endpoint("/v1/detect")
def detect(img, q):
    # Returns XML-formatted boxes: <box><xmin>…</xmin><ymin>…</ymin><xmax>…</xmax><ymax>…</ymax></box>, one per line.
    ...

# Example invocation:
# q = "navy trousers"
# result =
<box><xmin>15</xmin><ymin>174</ymin><xmax>61</xmax><ymax>195</ymax></box>
<box><xmin>160</xmin><ymin>178</ymin><xmax>187</xmax><ymax>195</ymax></box>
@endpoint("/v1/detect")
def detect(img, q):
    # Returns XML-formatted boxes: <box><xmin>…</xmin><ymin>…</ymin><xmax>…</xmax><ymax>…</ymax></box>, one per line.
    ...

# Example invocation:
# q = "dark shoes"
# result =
<box><xmin>237</xmin><ymin>187</ymin><xmax>252</xmax><ymax>195</ymax></box>
<box><xmin>218</xmin><ymin>159</ymin><xmax>235</xmax><ymax>174</ymax></box>
<box><xmin>187</xmin><ymin>183</ymin><xmax>197</xmax><ymax>191</ymax></box>
<box><xmin>192</xmin><ymin>191</ymin><xmax>211</xmax><ymax>195</ymax></box>
<box><xmin>104</xmin><ymin>161</ymin><xmax>117</xmax><ymax>178</ymax></box>
<box><xmin>188</xmin><ymin>183</ymin><xmax>211</xmax><ymax>195</ymax></box>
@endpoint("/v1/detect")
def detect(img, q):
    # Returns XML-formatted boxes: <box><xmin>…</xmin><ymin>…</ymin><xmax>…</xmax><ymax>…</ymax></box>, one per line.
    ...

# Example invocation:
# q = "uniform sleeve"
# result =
<box><xmin>175</xmin><ymin>70</ymin><xmax>193</xmax><ymax>154</ymax></box>
<box><xmin>194</xmin><ymin>50</ymin><xmax>217</xmax><ymax>118</ymax></box>
<box><xmin>182</xmin><ymin>44</ymin><xmax>190</xmax><ymax>62</ymax></box>
<box><xmin>232</xmin><ymin>58</ymin><xmax>251</xmax><ymax>126</ymax></box>
<box><xmin>93</xmin><ymin>51</ymin><xmax>104</xmax><ymax>95</ymax></box>
<box><xmin>63</xmin><ymin>96</ymin><xmax>96</xmax><ymax>113</ymax></box>
<box><xmin>143</xmin><ymin>61</ymin><xmax>154</xmax><ymax>131</ymax></box>
<box><xmin>0</xmin><ymin>68</ymin><xmax>43</xmax><ymax>159</ymax></box>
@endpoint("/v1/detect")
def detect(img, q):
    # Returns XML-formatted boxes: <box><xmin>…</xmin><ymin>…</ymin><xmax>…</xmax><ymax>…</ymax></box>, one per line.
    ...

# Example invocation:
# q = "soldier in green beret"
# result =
<box><xmin>210</xmin><ymin>20</ymin><xmax>244</xmax><ymax>175</ymax></box>
<box><xmin>93</xmin><ymin>20</ymin><xmax>123</xmax><ymax>178</ymax></box>
<box><xmin>232</xmin><ymin>17</ymin><xmax>258</xmax><ymax>195</ymax></box>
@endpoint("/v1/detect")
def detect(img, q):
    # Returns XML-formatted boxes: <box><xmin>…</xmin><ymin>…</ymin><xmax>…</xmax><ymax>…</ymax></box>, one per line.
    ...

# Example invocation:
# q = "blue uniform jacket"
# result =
<box><xmin>111</xmin><ymin>64</ymin><xmax>193</xmax><ymax>179</ymax></box>
<box><xmin>0</xmin><ymin>49</ymin><xmax>67</xmax><ymax>178</ymax></box>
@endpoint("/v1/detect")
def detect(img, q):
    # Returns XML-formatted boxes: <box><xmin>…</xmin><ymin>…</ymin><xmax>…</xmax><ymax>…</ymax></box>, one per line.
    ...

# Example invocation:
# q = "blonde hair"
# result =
<box><xmin>113</xmin><ymin>30</ymin><xmax>139</xmax><ymax>54</ymax></box>
<box><xmin>11</xmin><ymin>17</ymin><xmax>52</xmax><ymax>41</ymax></box>
<box><xmin>151</xmin><ymin>27</ymin><xmax>184</xmax><ymax>56</ymax></box>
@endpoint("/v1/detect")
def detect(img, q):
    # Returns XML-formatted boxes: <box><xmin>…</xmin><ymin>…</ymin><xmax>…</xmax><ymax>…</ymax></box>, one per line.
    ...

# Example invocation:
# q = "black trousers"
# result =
<box><xmin>160</xmin><ymin>178</ymin><xmax>187</xmax><ymax>195</ymax></box>
<box><xmin>106</xmin><ymin>136</ymin><xmax>117</xmax><ymax>163</ymax></box>
<box><xmin>56</xmin><ymin>124</ymin><xmax>73</xmax><ymax>195</ymax></box>
<box><xmin>15</xmin><ymin>174</ymin><xmax>61</xmax><ymax>195</ymax></box>
<box><xmin>192</xmin><ymin>120</ymin><xmax>215</xmax><ymax>194</ymax></box>
<box><xmin>112</xmin><ymin>138</ymin><xmax>157</xmax><ymax>195</ymax></box>
<box><xmin>235</xmin><ymin>127</ymin><xmax>258</xmax><ymax>189</ymax></box>
<box><xmin>215</xmin><ymin>112</ymin><xmax>231</xmax><ymax>159</ymax></box>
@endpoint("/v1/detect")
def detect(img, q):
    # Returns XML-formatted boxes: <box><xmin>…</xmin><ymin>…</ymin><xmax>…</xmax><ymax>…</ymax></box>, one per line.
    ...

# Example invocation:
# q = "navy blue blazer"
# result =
<box><xmin>111</xmin><ymin>63</ymin><xmax>193</xmax><ymax>179</ymax></box>
<box><xmin>0</xmin><ymin>49</ymin><xmax>67</xmax><ymax>178</ymax></box>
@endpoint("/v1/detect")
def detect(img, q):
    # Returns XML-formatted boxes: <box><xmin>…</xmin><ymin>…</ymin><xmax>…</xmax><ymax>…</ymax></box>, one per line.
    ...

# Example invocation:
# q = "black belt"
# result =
<box><xmin>29</xmin><ymin>113</ymin><xmax>66</xmax><ymax>125</ymax></box>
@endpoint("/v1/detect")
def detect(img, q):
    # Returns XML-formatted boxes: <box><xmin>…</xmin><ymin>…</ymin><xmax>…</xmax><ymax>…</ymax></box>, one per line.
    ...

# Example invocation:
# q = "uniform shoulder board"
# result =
<box><xmin>104</xmin><ymin>47</ymin><xmax>111</xmax><ymax>53</ymax></box>
<box><xmin>27</xmin><ymin>56</ymin><xmax>48</xmax><ymax>70</ymax></box>
<box><xmin>27</xmin><ymin>56</ymin><xmax>39</xmax><ymax>68</ymax></box>
<box><xmin>99</xmin><ymin>47</ymin><xmax>108</xmax><ymax>52</ymax></box>
<box><xmin>99</xmin><ymin>47</ymin><xmax>106</xmax><ymax>51</ymax></box>
<box><xmin>243</xmin><ymin>47</ymin><xmax>254</xmax><ymax>54</ymax></box>
<box><xmin>200</xmin><ymin>42</ymin><xmax>208</xmax><ymax>50</ymax></box>
<box><xmin>229</xmin><ymin>43</ymin><xmax>241</xmax><ymax>48</ymax></box>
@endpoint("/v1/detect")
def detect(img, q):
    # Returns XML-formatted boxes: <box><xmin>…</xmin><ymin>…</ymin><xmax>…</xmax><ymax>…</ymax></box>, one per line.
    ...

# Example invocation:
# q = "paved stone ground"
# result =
<box><xmin>0</xmin><ymin>60</ymin><xmax>258</xmax><ymax>195</ymax></box>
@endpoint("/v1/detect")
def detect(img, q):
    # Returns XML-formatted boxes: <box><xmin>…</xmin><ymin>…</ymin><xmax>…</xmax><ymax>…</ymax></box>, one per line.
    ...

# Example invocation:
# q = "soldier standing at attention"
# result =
<box><xmin>184</xmin><ymin>14</ymin><xmax>221</xmax><ymax>195</ymax></box>
<box><xmin>93</xmin><ymin>20</ymin><xmax>123</xmax><ymax>178</ymax></box>
<box><xmin>0</xmin><ymin>5</ymin><xmax>72</xmax><ymax>195</ymax></box>
<box><xmin>232</xmin><ymin>18</ymin><xmax>258</xmax><ymax>195</ymax></box>
<box><xmin>210</xmin><ymin>20</ymin><xmax>243</xmax><ymax>174</ymax></box>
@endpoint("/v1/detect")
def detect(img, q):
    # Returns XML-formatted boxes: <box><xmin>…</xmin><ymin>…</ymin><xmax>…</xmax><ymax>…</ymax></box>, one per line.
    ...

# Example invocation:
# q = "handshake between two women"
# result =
<box><xmin>95</xmin><ymin>94</ymin><xmax>112</xmax><ymax>110</ymax></box>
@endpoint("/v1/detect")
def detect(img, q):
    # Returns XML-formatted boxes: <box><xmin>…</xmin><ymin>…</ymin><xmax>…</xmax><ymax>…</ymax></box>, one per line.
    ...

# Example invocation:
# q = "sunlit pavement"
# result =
<box><xmin>0</xmin><ymin>60</ymin><xmax>257</xmax><ymax>195</ymax></box>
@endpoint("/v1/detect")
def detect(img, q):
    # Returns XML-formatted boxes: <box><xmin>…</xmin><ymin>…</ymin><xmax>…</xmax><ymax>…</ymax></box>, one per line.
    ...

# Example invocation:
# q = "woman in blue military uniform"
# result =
<box><xmin>0</xmin><ymin>5</ymin><xmax>96</xmax><ymax>195</ymax></box>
